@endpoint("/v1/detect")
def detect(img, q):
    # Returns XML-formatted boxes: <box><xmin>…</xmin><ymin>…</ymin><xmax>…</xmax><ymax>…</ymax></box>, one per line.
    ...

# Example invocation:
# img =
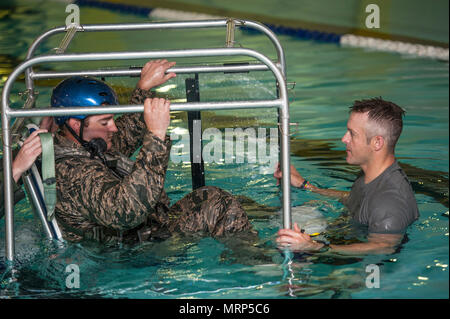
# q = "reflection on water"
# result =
<box><xmin>280</xmin><ymin>265</ymin><xmax>366</xmax><ymax>298</ymax></box>
<box><xmin>1</xmin><ymin>195</ymin><xmax>384</xmax><ymax>299</ymax></box>
<box><xmin>1</xmin><ymin>0</ymin><xmax>448</xmax><ymax>299</ymax></box>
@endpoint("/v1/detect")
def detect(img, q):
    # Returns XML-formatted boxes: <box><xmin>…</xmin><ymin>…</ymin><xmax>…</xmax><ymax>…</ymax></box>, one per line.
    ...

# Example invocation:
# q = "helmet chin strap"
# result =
<box><xmin>64</xmin><ymin>121</ymin><xmax>87</xmax><ymax>146</ymax></box>
<box><xmin>64</xmin><ymin>120</ymin><xmax>107</xmax><ymax>160</ymax></box>
<box><xmin>64</xmin><ymin>119</ymin><xmax>126</xmax><ymax>179</ymax></box>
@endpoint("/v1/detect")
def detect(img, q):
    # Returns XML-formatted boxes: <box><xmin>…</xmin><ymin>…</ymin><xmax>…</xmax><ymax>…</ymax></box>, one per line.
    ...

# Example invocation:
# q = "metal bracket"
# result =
<box><xmin>54</xmin><ymin>24</ymin><xmax>84</xmax><ymax>54</ymax></box>
<box><xmin>287</xmin><ymin>81</ymin><xmax>296</xmax><ymax>102</ymax></box>
<box><xmin>11</xmin><ymin>90</ymin><xmax>39</xmax><ymax>145</ymax></box>
<box><xmin>18</xmin><ymin>89</ymin><xmax>39</xmax><ymax>101</ymax></box>
<box><xmin>278</xmin><ymin>122</ymin><xmax>299</xmax><ymax>137</ymax></box>
<box><xmin>226</xmin><ymin>19</ymin><xmax>235</xmax><ymax>48</ymax></box>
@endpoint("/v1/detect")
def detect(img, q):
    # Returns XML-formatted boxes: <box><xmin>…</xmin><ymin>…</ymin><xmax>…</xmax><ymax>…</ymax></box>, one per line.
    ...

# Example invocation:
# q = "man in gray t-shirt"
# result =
<box><xmin>275</xmin><ymin>97</ymin><xmax>419</xmax><ymax>254</ymax></box>
<box><xmin>347</xmin><ymin>160</ymin><xmax>419</xmax><ymax>234</ymax></box>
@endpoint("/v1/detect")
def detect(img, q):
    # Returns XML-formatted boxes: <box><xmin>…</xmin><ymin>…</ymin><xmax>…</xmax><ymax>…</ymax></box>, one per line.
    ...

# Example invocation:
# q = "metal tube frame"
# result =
<box><xmin>22</xmin><ymin>174</ymin><xmax>54</xmax><ymax>240</ymax></box>
<box><xmin>24</xmin><ymin>19</ymin><xmax>286</xmax><ymax>92</ymax></box>
<box><xmin>30</xmin><ymin>63</ymin><xmax>275</xmax><ymax>80</ymax></box>
<box><xmin>2</xmin><ymin>21</ymin><xmax>291</xmax><ymax>264</ymax></box>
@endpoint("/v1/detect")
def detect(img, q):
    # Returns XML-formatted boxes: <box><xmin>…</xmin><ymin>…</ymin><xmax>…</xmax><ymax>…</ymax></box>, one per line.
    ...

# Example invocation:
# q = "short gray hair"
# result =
<box><xmin>350</xmin><ymin>97</ymin><xmax>405</xmax><ymax>152</ymax></box>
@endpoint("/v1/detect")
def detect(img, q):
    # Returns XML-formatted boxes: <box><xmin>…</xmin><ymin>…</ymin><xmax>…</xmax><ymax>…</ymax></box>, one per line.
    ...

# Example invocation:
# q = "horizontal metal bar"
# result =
<box><xmin>5</xmin><ymin>48</ymin><xmax>286</xmax><ymax>113</ymax></box>
<box><xmin>31</xmin><ymin>63</ymin><xmax>273</xmax><ymax>79</ymax></box>
<box><xmin>5</xmin><ymin>49</ymin><xmax>287</xmax><ymax>123</ymax></box>
<box><xmin>8</xmin><ymin>100</ymin><xmax>282</xmax><ymax>118</ymax></box>
<box><xmin>25</xmin><ymin>21</ymin><xmax>232</xmax><ymax>62</ymax></box>
<box><xmin>28</xmin><ymin>48</ymin><xmax>261</xmax><ymax>63</ymax></box>
<box><xmin>25</xmin><ymin>20</ymin><xmax>286</xmax><ymax>75</ymax></box>
<box><xmin>80</xmin><ymin>20</ymin><xmax>229</xmax><ymax>31</ymax></box>
<box><xmin>75</xmin><ymin>21</ymin><xmax>284</xmax><ymax>71</ymax></box>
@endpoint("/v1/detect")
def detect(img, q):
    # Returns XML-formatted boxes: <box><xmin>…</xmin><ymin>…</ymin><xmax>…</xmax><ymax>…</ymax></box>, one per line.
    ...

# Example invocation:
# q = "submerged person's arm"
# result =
<box><xmin>301</xmin><ymin>184</ymin><xmax>350</xmax><ymax>202</ymax></box>
<box><xmin>323</xmin><ymin>233</ymin><xmax>403</xmax><ymax>255</ymax></box>
<box><xmin>276</xmin><ymin>223</ymin><xmax>403</xmax><ymax>255</ymax></box>
<box><xmin>274</xmin><ymin>163</ymin><xmax>350</xmax><ymax>202</ymax></box>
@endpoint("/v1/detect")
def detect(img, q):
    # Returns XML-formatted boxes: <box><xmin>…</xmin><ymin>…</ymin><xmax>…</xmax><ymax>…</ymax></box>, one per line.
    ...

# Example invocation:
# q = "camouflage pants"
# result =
<box><xmin>164</xmin><ymin>186</ymin><xmax>253</xmax><ymax>237</ymax></box>
<box><xmin>136</xmin><ymin>186</ymin><xmax>271</xmax><ymax>265</ymax></box>
<box><xmin>80</xmin><ymin>186</ymin><xmax>253</xmax><ymax>244</ymax></box>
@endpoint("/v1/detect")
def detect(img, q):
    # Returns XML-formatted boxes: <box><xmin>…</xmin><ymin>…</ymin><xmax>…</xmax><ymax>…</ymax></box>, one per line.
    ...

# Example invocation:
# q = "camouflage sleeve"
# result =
<box><xmin>57</xmin><ymin>131</ymin><xmax>171</xmax><ymax>231</ymax></box>
<box><xmin>110</xmin><ymin>87</ymin><xmax>156</xmax><ymax>157</ymax></box>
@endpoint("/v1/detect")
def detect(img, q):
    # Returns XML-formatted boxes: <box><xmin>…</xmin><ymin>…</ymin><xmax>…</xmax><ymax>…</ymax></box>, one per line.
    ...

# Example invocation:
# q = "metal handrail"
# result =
<box><xmin>30</xmin><ymin>63</ymin><xmax>276</xmax><ymax>79</ymax></box>
<box><xmin>24</xmin><ymin>19</ymin><xmax>286</xmax><ymax>94</ymax></box>
<box><xmin>2</xmin><ymin>47</ymin><xmax>292</xmax><ymax>263</ymax></box>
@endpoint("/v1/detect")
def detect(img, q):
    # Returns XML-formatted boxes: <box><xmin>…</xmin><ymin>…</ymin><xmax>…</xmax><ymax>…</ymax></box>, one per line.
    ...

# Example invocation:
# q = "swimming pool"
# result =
<box><xmin>1</xmin><ymin>0</ymin><xmax>448</xmax><ymax>299</ymax></box>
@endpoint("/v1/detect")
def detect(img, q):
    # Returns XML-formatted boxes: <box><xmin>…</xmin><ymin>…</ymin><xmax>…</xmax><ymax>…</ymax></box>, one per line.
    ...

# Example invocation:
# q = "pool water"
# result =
<box><xmin>1</xmin><ymin>0</ymin><xmax>448</xmax><ymax>299</ymax></box>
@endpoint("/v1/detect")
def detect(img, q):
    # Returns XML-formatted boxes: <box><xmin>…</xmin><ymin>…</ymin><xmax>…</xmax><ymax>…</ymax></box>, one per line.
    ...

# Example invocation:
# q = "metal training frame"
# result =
<box><xmin>1</xmin><ymin>19</ymin><xmax>292</xmax><ymax>263</ymax></box>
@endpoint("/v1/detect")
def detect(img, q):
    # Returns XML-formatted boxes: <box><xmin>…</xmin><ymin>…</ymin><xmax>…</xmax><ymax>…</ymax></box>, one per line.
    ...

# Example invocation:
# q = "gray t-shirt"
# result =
<box><xmin>346</xmin><ymin>161</ymin><xmax>419</xmax><ymax>234</ymax></box>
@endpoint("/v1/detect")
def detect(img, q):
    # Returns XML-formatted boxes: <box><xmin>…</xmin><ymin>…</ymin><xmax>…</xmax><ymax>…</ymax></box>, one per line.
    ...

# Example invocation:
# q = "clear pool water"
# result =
<box><xmin>1</xmin><ymin>0</ymin><xmax>448</xmax><ymax>299</ymax></box>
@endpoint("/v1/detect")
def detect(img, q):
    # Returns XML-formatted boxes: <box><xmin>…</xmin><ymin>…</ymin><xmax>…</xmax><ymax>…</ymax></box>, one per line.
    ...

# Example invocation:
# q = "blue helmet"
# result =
<box><xmin>51</xmin><ymin>76</ymin><xmax>119</xmax><ymax>125</ymax></box>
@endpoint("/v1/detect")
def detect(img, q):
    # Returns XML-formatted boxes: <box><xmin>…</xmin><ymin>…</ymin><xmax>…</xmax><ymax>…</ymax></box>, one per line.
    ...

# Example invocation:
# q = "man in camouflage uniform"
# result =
<box><xmin>53</xmin><ymin>60</ymin><xmax>254</xmax><ymax>244</ymax></box>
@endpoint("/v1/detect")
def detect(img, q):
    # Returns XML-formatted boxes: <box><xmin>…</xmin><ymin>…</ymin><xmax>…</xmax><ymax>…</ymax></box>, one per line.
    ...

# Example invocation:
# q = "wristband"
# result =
<box><xmin>299</xmin><ymin>180</ymin><xmax>312</xmax><ymax>190</ymax></box>
<box><xmin>316</xmin><ymin>241</ymin><xmax>330</xmax><ymax>253</ymax></box>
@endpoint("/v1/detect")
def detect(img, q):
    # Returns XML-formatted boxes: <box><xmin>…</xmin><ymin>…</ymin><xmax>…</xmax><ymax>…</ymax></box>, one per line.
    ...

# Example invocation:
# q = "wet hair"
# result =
<box><xmin>349</xmin><ymin>97</ymin><xmax>405</xmax><ymax>152</ymax></box>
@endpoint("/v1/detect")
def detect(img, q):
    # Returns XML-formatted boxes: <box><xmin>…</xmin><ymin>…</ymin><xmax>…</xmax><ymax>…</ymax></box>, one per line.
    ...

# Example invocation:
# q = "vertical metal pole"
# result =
<box><xmin>280</xmin><ymin>103</ymin><xmax>291</xmax><ymax>230</ymax></box>
<box><xmin>276</xmin><ymin>78</ymin><xmax>291</xmax><ymax>229</ymax></box>
<box><xmin>2</xmin><ymin>114</ymin><xmax>15</xmax><ymax>262</ymax></box>
<box><xmin>186</xmin><ymin>74</ymin><xmax>205</xmax><ymax>190</ymax></box>
<box><xmin>277</xmin><ymin>76</ymin><xmax>291</xmax><ymax>230</ymax></box>
<box><xmin>22</xmin><ymin>174</ymin><xmax>54</xmax><ymax>239</ymax></box>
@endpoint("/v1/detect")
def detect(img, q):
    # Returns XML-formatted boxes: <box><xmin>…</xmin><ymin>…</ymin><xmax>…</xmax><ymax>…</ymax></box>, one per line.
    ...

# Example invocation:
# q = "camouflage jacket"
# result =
<box><xmin>54</xmin><ymin>88</ymin><xmax>172</xmax><ymax>243</ymax></box>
